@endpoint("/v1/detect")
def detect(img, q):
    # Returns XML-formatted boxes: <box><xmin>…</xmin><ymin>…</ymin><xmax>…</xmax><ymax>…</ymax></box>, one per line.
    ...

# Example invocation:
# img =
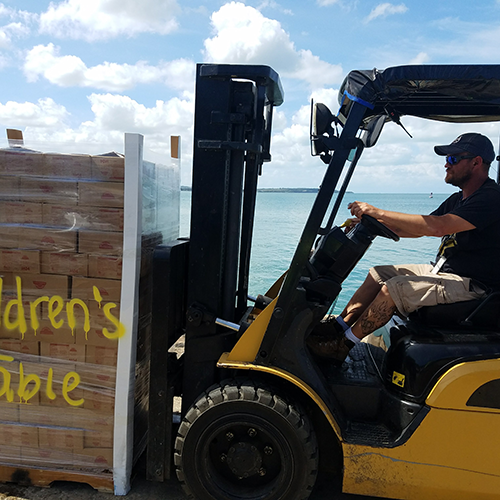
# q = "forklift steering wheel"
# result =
<box><xmin>361</xmin><ymin>214</ymin><xmax>400</xmax><ymax>241</ymax></box>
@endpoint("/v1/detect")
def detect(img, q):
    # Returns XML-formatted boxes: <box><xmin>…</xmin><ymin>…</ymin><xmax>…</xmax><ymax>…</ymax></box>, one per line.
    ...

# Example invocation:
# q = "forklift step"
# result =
<box><xmin>343</xmin><ymin>421</ymin><xmax>395</xmax><ymax>447</ymax></box>
<box><xmin>324</xmin><ymin>343</ymin><xmax>386</xmax><ymax>421</ymax></box>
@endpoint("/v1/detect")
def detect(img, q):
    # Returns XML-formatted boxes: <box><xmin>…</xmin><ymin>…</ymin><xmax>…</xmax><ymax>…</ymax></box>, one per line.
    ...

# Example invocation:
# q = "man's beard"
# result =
<box><xmin>445</xmin><ymin>169</ymin><xmax>472</xmax><ymax>188</ymax></box>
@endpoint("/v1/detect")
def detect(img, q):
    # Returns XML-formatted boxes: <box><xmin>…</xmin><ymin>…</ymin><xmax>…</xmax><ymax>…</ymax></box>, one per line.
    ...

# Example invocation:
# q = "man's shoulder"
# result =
<box><xmin>474</xmin><ymin>178</ymin><xmax>500</xmax><ymax>200</ymax></box>
<box><xmin>444</xmin><ymin>191</ymin><xmax>462</xmax><ymax>201</ymax></box>
<box><xmin>441</xmin><ymin>191</ymin><xmax>462</xmax><ymax>207</ymax></box>
<box><xmin>481</xmin><ymin>178</ymin><xmax>500</xmax><ymax>192</ymax></box>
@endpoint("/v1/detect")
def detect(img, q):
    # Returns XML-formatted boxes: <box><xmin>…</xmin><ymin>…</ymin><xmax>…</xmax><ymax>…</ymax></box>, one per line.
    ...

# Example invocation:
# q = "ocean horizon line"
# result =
<box><xmin>180</xmin><ymin>186</ymin><xmax>449</xmax><ymax>195</ymax></box>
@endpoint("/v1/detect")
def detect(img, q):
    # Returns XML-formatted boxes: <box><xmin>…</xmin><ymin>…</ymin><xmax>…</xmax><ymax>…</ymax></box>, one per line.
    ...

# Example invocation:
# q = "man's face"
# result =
<box><xmin>444</xmin><ymin>153</ymin><xmax>477</xmax><ymax>187</ymax></box>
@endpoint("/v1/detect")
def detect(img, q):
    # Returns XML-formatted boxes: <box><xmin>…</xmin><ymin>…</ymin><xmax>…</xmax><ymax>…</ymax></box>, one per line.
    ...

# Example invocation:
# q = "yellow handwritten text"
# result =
<box><xmin>0</xmin><ymin>356</ymin><xmax>83</xmax><ymax>406</ymax></box>
<box><xmin>1</xmin><ymin>276</ymin><xmax>126</xmax><ymax>341</ymax></box>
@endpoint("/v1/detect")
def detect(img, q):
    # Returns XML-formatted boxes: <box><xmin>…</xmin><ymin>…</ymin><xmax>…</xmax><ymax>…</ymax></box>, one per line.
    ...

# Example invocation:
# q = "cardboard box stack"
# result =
<box><xmin>0</xmin><ymin>149</ymin><xmax>127</xmax><ymax>477</ymax></box>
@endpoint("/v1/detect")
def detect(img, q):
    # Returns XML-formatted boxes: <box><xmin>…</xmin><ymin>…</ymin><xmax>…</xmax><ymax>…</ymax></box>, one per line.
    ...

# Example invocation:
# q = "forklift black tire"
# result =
<box><xmin>174</xmin><ymin>380</ymin><xmax>318</xmax><ymax>500</ymax></box>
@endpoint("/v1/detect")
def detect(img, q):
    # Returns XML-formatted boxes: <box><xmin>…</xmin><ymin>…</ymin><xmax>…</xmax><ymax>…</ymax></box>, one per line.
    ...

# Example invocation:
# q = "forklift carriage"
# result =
<box><xmin>148</xmin><ymin>64</ymin><xmax>500</xmax><ymax>500</ymax></box>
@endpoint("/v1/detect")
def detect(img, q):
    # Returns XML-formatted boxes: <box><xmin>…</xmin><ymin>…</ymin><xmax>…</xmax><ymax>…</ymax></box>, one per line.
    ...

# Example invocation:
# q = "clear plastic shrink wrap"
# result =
<box><xmin>0</xmin><ymin>144</ymin><xmax>178</xmax><ymax>481</ymax></box>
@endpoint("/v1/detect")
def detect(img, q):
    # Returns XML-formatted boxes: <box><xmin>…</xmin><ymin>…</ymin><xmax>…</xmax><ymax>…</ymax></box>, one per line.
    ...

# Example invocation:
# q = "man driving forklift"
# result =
<box><xmin>308</xmin><ymin>132</ymin><xmax>500</xmax><ymax>362</ymax></box>
<box><xmin>168</xmin><ymin>64</ymin><xmax>500</xmax><ymax>500</ymax></box>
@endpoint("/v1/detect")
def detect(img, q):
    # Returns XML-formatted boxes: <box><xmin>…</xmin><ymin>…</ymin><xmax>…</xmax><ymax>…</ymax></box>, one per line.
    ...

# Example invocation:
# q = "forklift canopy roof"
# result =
<box><xmin>339</xmin><ymin>65</ymin><xmax>500</xmax><ymax>124</ymax></box>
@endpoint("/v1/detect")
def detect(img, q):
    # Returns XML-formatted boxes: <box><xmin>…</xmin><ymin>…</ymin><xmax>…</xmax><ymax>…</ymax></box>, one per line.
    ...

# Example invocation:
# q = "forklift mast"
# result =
<box><xmin>168</xmin><ymin>64</ymin><xmax>283</xmax><ymax>408</ymax></box>
<box><xmin>147</xmin><ymin>64</ymin><xmax>283</xmax><ymax>482</ymax></box>
<box><xmin>182</xmin><ymin>64</ymin><xmax>283</xmax><ymax>410</ymax></box>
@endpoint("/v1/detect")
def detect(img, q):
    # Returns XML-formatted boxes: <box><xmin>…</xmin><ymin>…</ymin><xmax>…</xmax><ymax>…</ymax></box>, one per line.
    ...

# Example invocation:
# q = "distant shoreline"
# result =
<box><xmin>180</xmin><ymin>186</ymin><xmax>348</xmax><ymax>193</ymax></box>
<box><xmin>257</xmin><ymin>188</ymin><xmax>321</xmax><ymax>193</ymax></box>
<box><xmin>181</xmin><ymin>186</ymin><xmax>447</xmax><ymax>195</ymax></box>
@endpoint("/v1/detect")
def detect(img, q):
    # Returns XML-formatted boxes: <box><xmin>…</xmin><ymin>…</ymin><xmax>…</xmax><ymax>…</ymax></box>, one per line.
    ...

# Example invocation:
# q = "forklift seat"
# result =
<box><xmin>408</xmin><ymin>291</ymin><xmax>500</xmax><ymax>330</ymax></box>
<box><xmin>380</xmin><ymin>292</ymin><xmax>500</xmax><ymax>404</ymax></box>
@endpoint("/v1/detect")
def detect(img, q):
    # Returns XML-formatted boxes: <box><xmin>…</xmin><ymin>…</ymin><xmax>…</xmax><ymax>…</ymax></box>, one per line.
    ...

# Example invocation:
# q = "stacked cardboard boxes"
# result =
<box><xmin>0</xmin><ymin>146</ymin><xmax>166</xmax><ymax>486</ymax></box>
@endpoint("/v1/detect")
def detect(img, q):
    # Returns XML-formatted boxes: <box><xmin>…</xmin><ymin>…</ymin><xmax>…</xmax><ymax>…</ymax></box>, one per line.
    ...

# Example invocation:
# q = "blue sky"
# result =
<box><xmin>0</xmin><ymin>0</ymin><xmax>499</xmax><ymax>192</ymax></box>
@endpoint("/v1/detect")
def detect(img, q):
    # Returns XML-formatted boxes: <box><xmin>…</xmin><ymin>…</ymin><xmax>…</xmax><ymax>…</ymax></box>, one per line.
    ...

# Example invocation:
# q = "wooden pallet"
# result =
<box><xmin>0</xmin><ymin>464</ymin><xmax>113</xmax><ymax>493</ymax></box>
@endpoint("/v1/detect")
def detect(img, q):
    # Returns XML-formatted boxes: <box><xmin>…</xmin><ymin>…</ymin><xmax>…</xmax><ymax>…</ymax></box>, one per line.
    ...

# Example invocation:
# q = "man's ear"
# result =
<box><xmin>475</xmin><ymin>156</ymin><xmax>490</xmax><ymax>172</ymax></box>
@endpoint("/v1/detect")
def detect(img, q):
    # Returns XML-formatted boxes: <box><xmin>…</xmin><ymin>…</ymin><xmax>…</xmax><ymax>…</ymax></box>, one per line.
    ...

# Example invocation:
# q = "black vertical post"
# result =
<box><xmin>183</xmin><ymin>67</ymin><xmax>234</xmax><ymax>411</ymax></box>
<box><xmin>182</xmin><ymin>65</ymin><xmax>283</xmax><ymax>411</ymax></box>
<box><xmin>220</xmin><ymin>82</ymin><xmax>254</xmax><ymax>319</ymax></box>
<box><xmin>148</xmin><ymin>64</ymin><xmax>283</xmax><ymax>478</ymax></box>
<box><xmin>497</xmin><ymin>133</ymin><xmax>500</xmax><ymax>184</ymax></box>
<box><xmin>237</xmin><ymin>153</ymin><xmax>259</xmax><ymax>316</ymax></box>
<box><xmin>236</xmin><ymin>84</ymin><xmax>266</xmax><ymax>316</ymax></box>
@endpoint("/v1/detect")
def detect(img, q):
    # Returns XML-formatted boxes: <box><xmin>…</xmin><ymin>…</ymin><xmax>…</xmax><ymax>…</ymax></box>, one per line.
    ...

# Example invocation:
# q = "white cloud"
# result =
<box><xmin>0</xmin><ymin>93</ymin><xmax>195</xmax><ymax>183</ymax></box>
<box><xmin>0</xmin><ymin>6</ymin><xmax>36</xmax><ymax>49</ymax></box>
<box><xmin>86</xmin><ymin>93</ymin><xmax>193</xmax><ymax>136</ymax></box>
<box><xmin>0</xmin><ymin>4</ymin><xmax>37</xmax><ymax>24</ymax></box>
<box><xmin>2</xmin><ymin>86</ymin><xmax>495</xmax><ymax>193</ymax></box>
<box><xmin>364</xmin><ymin>3</ymin><xmax>408</xmax><ymax>23</ymax></box>
<box><xmin>203</xmin><ymin>2</ymin><xmax>342</xmax><ymax>88</ymax></box>
<box><xmin>256</xmin><ymin>88</ymin><xmax>342</xmax><ymax>187</ymax></box>
<box><xmin>425</xmin><ymin>21</ymin><xmax>500</xmax><ymax>62</ymax></box>
<box><xmin>0</xmin><ymin>29</ymin><xmax>9</xmax><ymax>49</ymax></box>
<box><xmin>39</xmin><ymin>0</ymin><xmax>180</xmax><ymax>41</ymax></box>
<box><xmin>345</xmin><ymin>117</ymin><xmax>499</xmax><ymax>193</ymax></box>
<box><xmin>257</xmin><ymin>1</ymin><xmax>293</xmax><ymax>15</ymax></box>
<box><xmin>409</xmin><ymin>52</ymin><xmax>429</xmax><ymax>65</ymax></box>
<box><xmin>293</xmin><ymin>50</ymin><xmax>343</xmax><ymax>89</ymax></box>
<box><xmin>73</xmin><ymin>93</ymin><xmax>194</xmax><ymax>183</ymax></box>
<box><xmin>260</xmin><ymin>100</ymin><xmax>330</xmax><ymax>188</ymax></box>
<box><xmin>0</xmin><ymin>53</ymin><xmax>8</xmax><ymax>69</ymax></box>
<box><xmin>317</xmin><ymin>0</ymin><xmax>341</xmax><ymax>5</ymax></box>
<box><xmin>3</xmin><ymin>22</ymin><xmax>30</xmax><ymax>38</ymax></box>
<box><xmin>260</xmin><ymin>93</ymin><xmax>500</xmax><ymax>191</ymax></box>
<box><xmin>371</xmin><ymin>18</ymin><xmax>500</xmax><ymax>65</ymax></box>
<box><xmin>24</xmin><ymin>44</ymin><xmax>195</xmax><ymax>92</ymax></box>
<box><xmin>0</xmin><ymin>97</ymin><xmax>69</xmax><ymax>128</ymax></box>
<box><xmin>271</xmin><ymin>109</ymin><xmax>288</xmax><ymax>132</ymax></box>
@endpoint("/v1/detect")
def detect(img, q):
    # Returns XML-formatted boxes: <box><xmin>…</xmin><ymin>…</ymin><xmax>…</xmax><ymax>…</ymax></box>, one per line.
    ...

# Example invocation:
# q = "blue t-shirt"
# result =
<box><xmin>430</xmin><ymin>178</ymin><xmax>500</xmax><ymax>288</ymax></box>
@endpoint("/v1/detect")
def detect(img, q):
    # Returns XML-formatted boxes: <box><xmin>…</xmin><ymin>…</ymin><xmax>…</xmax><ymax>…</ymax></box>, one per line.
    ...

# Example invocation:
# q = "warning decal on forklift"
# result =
<box><xmin>392</xmin><ymin>371</ymin><xmax>405</xmax><ymax>387</ymax></box>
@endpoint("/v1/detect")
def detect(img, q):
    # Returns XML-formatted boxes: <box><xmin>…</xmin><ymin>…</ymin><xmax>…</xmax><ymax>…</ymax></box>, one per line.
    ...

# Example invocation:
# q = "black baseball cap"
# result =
<box><xmin>434</xmin><ymin>133</ymin><xmax>496</xmax><ymax>163</ymax></box>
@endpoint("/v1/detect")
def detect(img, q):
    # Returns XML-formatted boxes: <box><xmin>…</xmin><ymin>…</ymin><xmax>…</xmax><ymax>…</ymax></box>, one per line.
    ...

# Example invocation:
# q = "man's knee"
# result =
<box><xmin>377</xmin><ymin>284</ymin><xmax>396</xmax><ymax>306</ymax></box>
<box><xmin>364</xmin><ymin>269</ymin><xmax>383</xmax><ymax>288</ymax></box>
<box><xmin>369</xmin><ymin>265</ymin><xmax>394</xmax><ymax>285</ymax></box>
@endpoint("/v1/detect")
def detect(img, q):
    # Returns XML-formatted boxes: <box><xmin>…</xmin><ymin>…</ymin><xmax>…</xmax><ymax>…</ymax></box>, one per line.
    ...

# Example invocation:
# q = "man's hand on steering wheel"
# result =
<box><xmin>347</xmin><ymin>201</ymin><xmax>399</xmax><ymax>241</ymax></box>
<box><xmin>348</xmin><ymin>201</ymin><xmax>379</xmax><ymax>220</ymax></box>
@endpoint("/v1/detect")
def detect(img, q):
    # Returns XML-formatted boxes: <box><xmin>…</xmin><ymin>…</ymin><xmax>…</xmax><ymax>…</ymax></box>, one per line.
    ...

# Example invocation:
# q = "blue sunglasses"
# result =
<box><xmin>446</xmin><ymin>154</ymin><xmax>477</xmax><ymax>165</ymax></box>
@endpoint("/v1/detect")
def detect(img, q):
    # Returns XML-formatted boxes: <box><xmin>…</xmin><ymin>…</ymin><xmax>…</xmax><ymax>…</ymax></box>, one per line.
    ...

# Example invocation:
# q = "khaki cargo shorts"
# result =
<box><xmin>369</xmin><ymin>264</ymin><xmax>486</xmax><ymax>317</ymax></box>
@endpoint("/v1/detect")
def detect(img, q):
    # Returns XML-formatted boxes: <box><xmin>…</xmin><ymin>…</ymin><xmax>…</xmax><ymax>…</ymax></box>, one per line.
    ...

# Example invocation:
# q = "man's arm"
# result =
<box><xmin>348</xmin><ymin>201</ymin><xmax>475</xmax><ymax>237</ymax></box>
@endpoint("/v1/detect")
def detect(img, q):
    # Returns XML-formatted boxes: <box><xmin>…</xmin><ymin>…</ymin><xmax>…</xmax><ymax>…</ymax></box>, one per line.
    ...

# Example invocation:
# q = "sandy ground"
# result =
<box><xmin>0</xmin><ymin>480</ymin><xmax>375</xmax><ymax>500</ymax></box>
<box><xmin>0</xmin><ymin>475</ymin><xmax>186</xmax><ymax>500</ymax></box>
<box><xmin>0</xmin><ymin>464</ymin><xmax>377</xmax><ymax>500</ymax></box>
<box><xmin>0</xmin><ymin>448</ymin><xmax>379</xmax><ymax>500</ymax></box>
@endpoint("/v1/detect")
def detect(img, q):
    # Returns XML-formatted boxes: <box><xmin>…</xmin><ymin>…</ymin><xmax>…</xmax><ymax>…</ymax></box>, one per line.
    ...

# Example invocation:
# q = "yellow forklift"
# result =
<box><xmin>147</xmin><ymin>64</ymin><xmax>500</xmax><ymax>500</ymax></box>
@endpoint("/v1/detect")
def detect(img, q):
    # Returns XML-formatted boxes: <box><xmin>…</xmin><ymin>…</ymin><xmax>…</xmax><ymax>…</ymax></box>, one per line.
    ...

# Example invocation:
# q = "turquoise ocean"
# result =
<box><xmin>180</xmin><ymin>191</ymin><xmax>449</xmax><ymax>314</ymax></box>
